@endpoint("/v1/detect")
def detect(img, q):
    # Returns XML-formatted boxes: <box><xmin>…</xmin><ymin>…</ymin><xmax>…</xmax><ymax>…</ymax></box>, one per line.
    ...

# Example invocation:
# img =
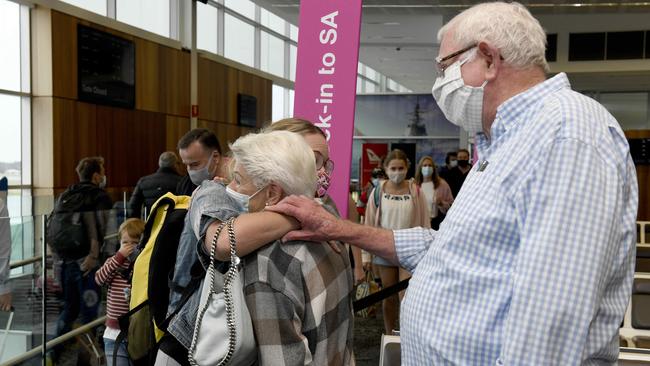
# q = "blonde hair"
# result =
<box><xmin>438</xmin><ymin>2</ymin><xmax>549</xmax><ymax>72</ymax></box>
<box><xmin>262</xmin><ymin>118</ymin><xmax>327</xmax><ymax>138</ymax></box>
<box><xmin>118</xmin><ymin>218</ymin><xmax>145</xmax><ymax>240</ymax></box>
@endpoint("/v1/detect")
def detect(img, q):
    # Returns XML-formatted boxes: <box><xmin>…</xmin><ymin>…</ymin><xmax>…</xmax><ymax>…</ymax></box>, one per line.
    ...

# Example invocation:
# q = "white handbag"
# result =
<box><xmin>188</xmin><ymin>217</ymin><xmax>257</xmax><ymax>366</ymax></box>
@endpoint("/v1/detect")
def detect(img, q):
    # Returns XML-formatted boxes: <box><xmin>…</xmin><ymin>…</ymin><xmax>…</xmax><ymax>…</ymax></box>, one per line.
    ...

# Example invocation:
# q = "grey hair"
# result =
<box><xmin>230</xmin><ymin>131</ymin><xmax>316</xmax><ymax>197</ymax></box>
<box><xmin>158</xmin><ymin>151</ymin><xmax>178</xmax><ymax>169</ymax></box>
<box><xmin>438</xmin><ymin>2</ymin><xmax>549</xmax><ymax>72</ymax></box>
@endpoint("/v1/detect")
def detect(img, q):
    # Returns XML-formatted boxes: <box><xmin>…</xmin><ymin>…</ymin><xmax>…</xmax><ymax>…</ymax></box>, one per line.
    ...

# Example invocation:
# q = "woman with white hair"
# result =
<box><xmin>218</xmin><ymin>131</ymin><xmax>354</xmax><ymax>365</ymax></box>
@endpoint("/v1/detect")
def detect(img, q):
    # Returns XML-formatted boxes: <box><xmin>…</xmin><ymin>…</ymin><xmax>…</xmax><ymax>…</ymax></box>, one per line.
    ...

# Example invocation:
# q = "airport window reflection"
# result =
<box><xmin>116</xmin><ymin>0</ymin><xmax>171</xmax><ymax>38</ymax></box>
<box><xmin>197</xmin><ymin>1</ymin><xmax>218</xmax><ymax>54</ymax></box>
<box><xmin>59</xmin><ymin>0</ymin><xmax>107</xmax><ymax>16</ymax></box>
<box><xmin>261</xmin><ymin>31</ymin><xmax>285</xmax><ymax>77</ymax></box>
<box><xmin>0</xmin><ymin>0</ymin><xmax>20</xmax><ymax>92</ymax></box>
<box><xmin>224</xmin><ymin>13</ymin><xmax>255</xmax><ymax>67</ymax></box>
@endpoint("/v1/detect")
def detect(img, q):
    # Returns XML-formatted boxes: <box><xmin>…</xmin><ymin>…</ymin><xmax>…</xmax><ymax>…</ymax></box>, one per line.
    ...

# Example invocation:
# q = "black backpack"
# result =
<box><xmin>47</xmin><ymin>185</ymin><xmax>98</xmax><ymax>260</ymax></box>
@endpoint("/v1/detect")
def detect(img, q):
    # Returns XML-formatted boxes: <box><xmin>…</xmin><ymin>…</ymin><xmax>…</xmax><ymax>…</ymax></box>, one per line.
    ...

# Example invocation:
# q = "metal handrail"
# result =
<box><xmin>2</xmin><ymin>316</ymin><xmax>107</xmax><ymax>366</ymax></box>
<box><xmin>7</xmin><ymin>230</ymin><xmax>120</xmax><ymax>270</ymax></box>
<box><xmin>9</xmin><ymin>256</ymin><xmax>42</xmax><ymax>269</ymax></box>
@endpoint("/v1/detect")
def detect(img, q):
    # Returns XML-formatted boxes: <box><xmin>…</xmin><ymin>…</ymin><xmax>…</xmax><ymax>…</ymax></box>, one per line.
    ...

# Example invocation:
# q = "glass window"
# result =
<box><xmin>288</xmin><ymin>89</ymin><xmax>294</xmax><ymax>117</ymax></box>
<box><xmin>272</xmin><ymin>84</ymin><xmax>286</xmax><ymax>121</ymax></box>
<box><xmin>224</xmin><ymin>14</ymin><xmax>255</xmax><ymax>67</ymax></box>
<box><xmin>260</xmin><ymin>8</ymin><xmax>285</xmax><ymax>35</ymax></box>
<box><xmin>197</xmin><ymin>2</ymin><xmax>218</xmax><ymax>54</ymax></box>
<box><xmin>225</xmin><ymin>0</ymin><xmax>255</xmax><ymax>20</ymax></box>
<box><xmin>365</xmin><ymin>66</ymin><xmax>378</xmax><ymax>82</ymax></box>
<box><xmin>357</xmin><ymin>62</ymin><xmax>364</xmax><ymax>75</ymax></box>
<box><xmin>365</xmin><ymin>80</ymin><xmax>377</xmax><ymax>94</ymax></box>
<box><xmin>0</xmin><ymin>0</ymin><xmax>20</xmax><ymax>92</ymax></box>
<box><xmin>289</xmin><ymin>44</ymin><xmax>297</xmax><ymax>81</ymax></box>
<box><xmin>260</xmin><ymin>32</ymin><xmax>284</xmax><ymax>77</ymax></box>
<box><xmin>0</xmin><ymin>94</ymin><xmax>22</xmax><ymax>186</ymax></box>
<box><xmin>60</xmin><ymin>0</ymin><xmax>107</xmax><ymax>16</ymax></box>
<box><xmin>117</xmin><ymin>0</ymin><xmax>170</xmax><ymax>37</ymax></box>
<box><xmin>290</xmin><ymin>24</ymin><xmax>298</xmax><ymax>42</ymax></box>
<box><xmin>356</xmin><ymin>77</ymin><xmax>363</xmax><ymax>94</ymax></box>
<box><xmin>600</xmin><ymin>92</ymin><xmax>649</xmax><ymax>130</ymax></box>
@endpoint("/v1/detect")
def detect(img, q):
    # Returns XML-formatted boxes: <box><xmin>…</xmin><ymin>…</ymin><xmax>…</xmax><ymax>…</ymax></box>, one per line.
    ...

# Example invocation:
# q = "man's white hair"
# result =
<box><xmin>230</xmin><ymin>130</ymin><xmax>316</xmax><ymax>197</ymax></box>
<box><xmin>438</xmin><ymin>2</ymin><xmax>549</xmax><ymax>72</ymax></box>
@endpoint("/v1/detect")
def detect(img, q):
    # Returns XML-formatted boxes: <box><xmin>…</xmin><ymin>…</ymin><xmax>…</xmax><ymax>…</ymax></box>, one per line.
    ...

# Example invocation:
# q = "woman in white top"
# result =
<box><xmin>414</xmin><ymin>156</ymin><xmax>454</xmax><ymax>230</ymax></box>
<box><xmin>364</xmin><ymin>149</ymin><xmax>430</xmax><ymax>334</ymax></box>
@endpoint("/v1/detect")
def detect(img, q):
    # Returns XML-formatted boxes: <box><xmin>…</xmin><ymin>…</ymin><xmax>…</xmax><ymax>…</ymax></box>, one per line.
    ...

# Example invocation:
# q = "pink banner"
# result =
<box><xmin>294</xmin><ymin>0</ymin><xmax>363</xmax><ymax>219</ymax></box>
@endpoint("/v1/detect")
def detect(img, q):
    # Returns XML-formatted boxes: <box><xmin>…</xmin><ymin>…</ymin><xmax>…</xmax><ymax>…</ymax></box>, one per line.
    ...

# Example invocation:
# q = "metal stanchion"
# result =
<box><xmin>41</xmin><ymin>214</ymin><xmax>47</xmax><ymax>365</ymax></box>
<box><xmin>123</xmin><ymin>191</ymin><xmax>127</xmax><ymax>220</ymax></box>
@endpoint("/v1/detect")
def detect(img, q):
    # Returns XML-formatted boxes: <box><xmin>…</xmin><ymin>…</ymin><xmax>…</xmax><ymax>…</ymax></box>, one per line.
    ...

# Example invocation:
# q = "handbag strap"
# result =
<box><xmin>220</xmin><ymin>217</ymin><xmax>240</xmax><ymax>365</ymax></box>
<box><xmin>188</xmin><ymin>218</ymin><xmax>230</xmax><ymax>366</ymax></box>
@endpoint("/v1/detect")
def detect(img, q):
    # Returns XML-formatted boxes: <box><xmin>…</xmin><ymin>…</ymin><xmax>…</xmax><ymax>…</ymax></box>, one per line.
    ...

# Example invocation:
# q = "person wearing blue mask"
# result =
<box><xmin>268</xmin><ymin>2</ymin><xmax>638</xmax><ymax>364</ymax></box>
<box><xmin>176</xmin><ymin>129</ymin><xmax>225</xmax><ymax>196</ymax></box>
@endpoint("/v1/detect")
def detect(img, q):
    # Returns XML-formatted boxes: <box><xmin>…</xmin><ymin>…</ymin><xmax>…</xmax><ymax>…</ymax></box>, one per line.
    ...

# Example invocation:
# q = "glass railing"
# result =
<box><xmin>0</xmin><ymin>208</ymin><xmax>127</xmax><ymax>365</ymax></box>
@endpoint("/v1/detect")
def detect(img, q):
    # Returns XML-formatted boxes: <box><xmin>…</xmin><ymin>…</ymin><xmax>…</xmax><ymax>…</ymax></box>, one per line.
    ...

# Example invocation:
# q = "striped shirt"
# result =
<box><xmin>95</xmin><ymin>251</ymin><xmax>131</xmax><ymax>330</ymax></box>
<box><xmin>243</xmin><ymin>239</ymin><xmax>355</xmax><ymax>366</ymax></box>
<box><xmin>395</xmin><ymin>73</ymin><xmax>638</xmax><ymax>364</ymax></box>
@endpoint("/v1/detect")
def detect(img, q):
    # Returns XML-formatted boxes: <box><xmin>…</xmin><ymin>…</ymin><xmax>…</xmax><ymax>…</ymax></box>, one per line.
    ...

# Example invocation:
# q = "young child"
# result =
<box><xmin>95</xmin><ymin>218</ymin><xmax>144</xmax><ymax>366</ymax></box>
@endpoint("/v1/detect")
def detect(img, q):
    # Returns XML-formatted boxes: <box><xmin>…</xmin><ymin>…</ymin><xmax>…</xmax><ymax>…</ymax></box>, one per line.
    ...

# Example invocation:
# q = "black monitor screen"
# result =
<box><xmin>238</xmin><ymin>94</ymin><xmax>258</xmax><ymax>127</ymax></box>
<box><xmin>78</xmin><ymin>24</ymin><xmax>135</xmax><ymax>108</ymax></box>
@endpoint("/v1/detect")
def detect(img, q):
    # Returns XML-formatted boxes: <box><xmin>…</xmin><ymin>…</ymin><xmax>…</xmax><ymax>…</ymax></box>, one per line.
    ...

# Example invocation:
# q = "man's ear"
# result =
<box><xmin>478</xmin><ymin>41</ymin><xmax>501</xmax><ymax>81</ymax></box>
<box><xmin>266</xmin><ymin>184</ymin><xmax>284</xmax><ymax>206</ymax></box>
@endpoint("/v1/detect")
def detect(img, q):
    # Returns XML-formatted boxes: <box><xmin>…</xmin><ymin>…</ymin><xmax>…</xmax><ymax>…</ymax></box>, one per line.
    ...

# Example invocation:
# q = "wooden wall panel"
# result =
<box><xmin>160</xmin><ymin>46</ymin><xmax>191</xmax><ymax>117</ymax></box>
<box><xmin>198</xmin><ymin>120</ymin><xmax>255</xmax><ymax>154</ymax></box>
<box><xmin>198</xmin><ymin>57</ymin><xmax>228</xmax><ymax>123</ymax></box>
<box><xmin>135</xmin><ymin>38</ymin><xmax>161</xmax><ymax>113</ymax></box>
<box><xmin>166</xmin><ymin>116</ymin><xmax>191</xmax><ymax>151</ymax></box>
<box><xmin>51</xmin><ymin>11</ymin><xmax>77</xmax><ymax>99</ymax></box>
<box><xmin>626</xmin><ymin>130</ymin><xmax>650</xmax><ymax>221</ymax></box>
<box><xmin>197</xmin><ymin>56</ymin><xmax>273</xmax><ymax>127</ymax></box>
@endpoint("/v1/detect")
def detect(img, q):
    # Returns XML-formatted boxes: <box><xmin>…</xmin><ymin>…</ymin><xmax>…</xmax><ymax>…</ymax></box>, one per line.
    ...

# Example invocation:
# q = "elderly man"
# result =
<box><xmin>269</xmin><ymin>2</ymin><xmax>638</xmax><ymax>364</ymax></box>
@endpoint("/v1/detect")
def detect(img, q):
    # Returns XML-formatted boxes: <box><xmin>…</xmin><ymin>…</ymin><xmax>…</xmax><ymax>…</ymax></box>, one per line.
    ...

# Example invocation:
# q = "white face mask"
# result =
<box><xmin>431</xmin><ymin>50</ymin><xmax>487</xmax><ymax>136</ymax></box>
<box><xmin>387</xmin><ymin>171</ymin><xmax>406</xmax><ymax>185</ymax></box>
<box><xmin>421</xmin><ymin>166</ymin><xmax>433</xmax><ymax>178</ymax></box>
<box><xmin>99</xmin><ymin>175</ymin><xmax>107</xmax><ymax>189</ymax></box>
<box><xmin>225</xmin><ymin>185</ymin><xmax>265</xmax><ymax>213</ymax></box>
<box><xmin>449</xmin><ymin>160</ymin><xmax>458</xmax><ymax>168</ymax></box>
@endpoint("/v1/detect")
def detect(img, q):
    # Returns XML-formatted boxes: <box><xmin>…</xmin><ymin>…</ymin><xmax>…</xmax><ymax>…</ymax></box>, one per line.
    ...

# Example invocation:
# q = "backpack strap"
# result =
<box><xmin>114</xmin><ymin>300</ymin><xmax>149</xmax><ymax>366</ymax></box>
<box><xmin>373</xmin><ymin>181</ymin><xmax>383</xmax><ymax>209</ymax></box>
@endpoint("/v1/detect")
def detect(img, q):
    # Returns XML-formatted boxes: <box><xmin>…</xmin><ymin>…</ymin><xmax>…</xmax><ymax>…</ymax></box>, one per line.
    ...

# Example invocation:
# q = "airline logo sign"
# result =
<box><xmin>294</xmin><ymin>0</ymin><xmax>362</xmax><ymax>218</ymax></box>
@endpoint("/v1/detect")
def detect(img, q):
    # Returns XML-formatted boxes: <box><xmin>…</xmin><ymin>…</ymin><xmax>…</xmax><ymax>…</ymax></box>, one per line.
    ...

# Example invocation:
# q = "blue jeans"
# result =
<box><xmin>56</xmin><ymin>261</ymin><xmax>101</xmax><ymax>336</ymax></box>
<box><xmin>104</xmin><ymin>337</ymin><xmax>132</xmax><ymax>366</ymax></box>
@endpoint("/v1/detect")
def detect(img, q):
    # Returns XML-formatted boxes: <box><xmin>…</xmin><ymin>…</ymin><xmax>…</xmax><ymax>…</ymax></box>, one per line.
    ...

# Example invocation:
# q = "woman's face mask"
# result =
<box><xmin>431</xmin><ymin>48</ymin><xmax>487</xmax><ymax>136</ymax></box>
<box><xmin>225</xmin><ymin>185</ymin><xmax>266</xmax><ymax>213</ymax></box>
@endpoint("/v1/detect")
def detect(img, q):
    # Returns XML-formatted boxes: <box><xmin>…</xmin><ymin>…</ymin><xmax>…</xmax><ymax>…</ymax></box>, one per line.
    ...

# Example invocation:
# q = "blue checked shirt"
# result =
<box><xmin>395</xmin><ymin>73</ymin><xmax>638</xmax><ymax>365</ymax></box>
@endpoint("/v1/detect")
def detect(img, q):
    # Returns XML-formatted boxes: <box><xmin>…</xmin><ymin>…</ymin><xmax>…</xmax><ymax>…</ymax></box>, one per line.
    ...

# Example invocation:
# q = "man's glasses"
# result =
<box><xmin>434</xmin><ymin>44</ymin><xmax>477</xmax><ymax>77</ymax></box>
<box><xmin>314</xmin><ymin>151</ymin><xmax>334</xmax><ymax>174</ymax></box>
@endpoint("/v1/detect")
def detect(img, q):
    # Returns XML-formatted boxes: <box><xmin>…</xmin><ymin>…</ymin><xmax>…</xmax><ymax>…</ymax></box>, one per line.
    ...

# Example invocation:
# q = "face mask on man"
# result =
<box><xmin>316</xmin><ymin>170</ymin><xmax>331</xmax><ymax>198</ymax></box>
<box><xmin>457</xmin><ymin>159</ymin><xmax>470</xmax><ymax>168</ymax></box>
<box><xmin>449</xmin><ymin>160</ymin><xmax>458</xmax><ymax>168</ymax></box>
<box><xmin>387</xmin><ymin>171</ymin><xmax>406</xmax><ymax>185</ymax></box>
<box><xmin>371</xmin><ymin>178</ymin><xmax>380</xmax><ymax>187</ymax></box>
<box><xmin>188</xmin><ymin>154</ymin><xmax>215</xmax><ymax>186</ymax></box>
<box><xmin>225</xmin><ymin>185</ymin><xmax>266</xmax><ymax>213</ymax></box>
<box><xmin>421</xmin><ymin>166</ymin><xmax>433</xmax><ymax>178</ymax></box>
<box><xmin>99</xmin><ymin>175</ymin><xmax>107</xmax><ymax>189</ymax></box>
<box><xmin>431</xmin><ymin>49</ymin><xmax>487</xmax><ymax>136</ymax></box>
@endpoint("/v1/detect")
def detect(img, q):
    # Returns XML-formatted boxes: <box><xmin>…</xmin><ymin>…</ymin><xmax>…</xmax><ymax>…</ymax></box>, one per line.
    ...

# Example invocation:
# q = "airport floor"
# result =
<box><xmin>353</xmin><ymin>313</ymin><xmax>385</xmax><ymax>366</ymax></box>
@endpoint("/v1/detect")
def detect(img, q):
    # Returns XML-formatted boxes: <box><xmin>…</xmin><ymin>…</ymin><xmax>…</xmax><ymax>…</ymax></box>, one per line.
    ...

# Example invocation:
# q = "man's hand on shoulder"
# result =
<box><xmin>266</xmin><ymin>195</ymin><xmax>342</xmax><ymax>243</ymax></box>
